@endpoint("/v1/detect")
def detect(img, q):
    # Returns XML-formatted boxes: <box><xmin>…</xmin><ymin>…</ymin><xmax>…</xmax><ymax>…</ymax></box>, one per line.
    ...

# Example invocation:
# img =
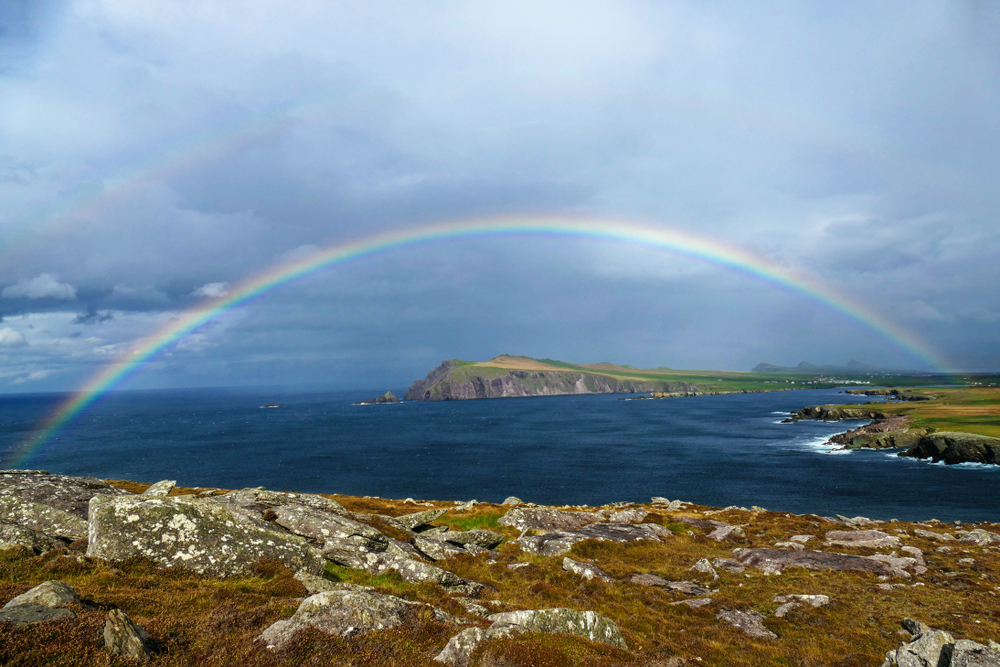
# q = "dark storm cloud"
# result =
<box><xmin>0</xmin><ymin>1</ymin><xmax>998</xmax><ymax>392</ymax></box>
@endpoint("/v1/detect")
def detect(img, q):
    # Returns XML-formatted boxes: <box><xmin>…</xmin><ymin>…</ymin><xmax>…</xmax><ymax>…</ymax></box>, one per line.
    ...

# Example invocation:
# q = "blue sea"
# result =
<box><xmin>1</xmin><ymin>387</ymin><xmax>997</xmax><ymax>522</ymax></box>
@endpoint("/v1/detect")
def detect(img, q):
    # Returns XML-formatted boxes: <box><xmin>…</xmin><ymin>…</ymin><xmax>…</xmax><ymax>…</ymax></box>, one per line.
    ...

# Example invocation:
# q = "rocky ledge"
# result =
<box><xmin>3</xmin><ymin>471</ymin><xmax>1000</xmax><ymax>665</ymax></box>
<box><xmin>786</xmin><ymin>404</ymin><xmax>1000</xmax><ymax>465</ymax></box>
<box><xmin>356</xmin><ymin>391</ymin><xmax>401</xmax><ymax>405</ymax></box>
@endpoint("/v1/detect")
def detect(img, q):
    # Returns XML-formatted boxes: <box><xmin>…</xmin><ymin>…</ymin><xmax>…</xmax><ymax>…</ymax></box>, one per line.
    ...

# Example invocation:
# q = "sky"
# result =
<box><xmin>0</xmin><ymin>0</ymin><xmax>998</xmax><ymax>394</ymax></box>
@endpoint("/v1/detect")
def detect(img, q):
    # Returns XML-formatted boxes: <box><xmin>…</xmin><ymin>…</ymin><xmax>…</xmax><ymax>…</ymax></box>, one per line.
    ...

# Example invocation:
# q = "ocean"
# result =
<box><xmin>1</xmin><ymin>386</ymin><xmax>996</xmax><ymax>522</ymax></box>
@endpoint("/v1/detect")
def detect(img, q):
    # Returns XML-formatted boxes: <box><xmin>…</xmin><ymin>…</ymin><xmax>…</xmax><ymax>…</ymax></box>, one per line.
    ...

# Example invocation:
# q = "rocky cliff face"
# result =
<box><xmin>404</xmin><ymin>360</ymin><xmax>700</xmax><ymax>401</ymax></box>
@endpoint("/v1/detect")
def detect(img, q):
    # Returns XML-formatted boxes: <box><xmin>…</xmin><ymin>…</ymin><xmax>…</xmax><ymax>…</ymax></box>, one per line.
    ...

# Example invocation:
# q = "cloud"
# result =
<box><xmin>0</xmin><ymin>327</ymin><xmax>26</xmax><ymax>346</ymax></box>
<box><xmin>72</xmin><ymin>308</ymin><xmax>114</xmax><ymax>325</ymax></box>
<box><xmin>191</xmin><ymin>282</ymin><xmax>230</xmax><ymax>299</ymax></box>
<box><xmin>2</xmin><ymin>274</ymin><xmax>77</xmax><ymax>300</ymax></box>
<box><xmin>13</xmin><ymin>369</ymin><xmax>54</xmax><ymax>384</ymax></box>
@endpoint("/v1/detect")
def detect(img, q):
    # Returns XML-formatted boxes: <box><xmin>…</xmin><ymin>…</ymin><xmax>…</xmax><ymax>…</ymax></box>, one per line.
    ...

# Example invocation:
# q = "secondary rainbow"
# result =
<box><xmin>3</xmin><ymin>215</ymin><xmax>950</xmax><ymax>469</ymax></box>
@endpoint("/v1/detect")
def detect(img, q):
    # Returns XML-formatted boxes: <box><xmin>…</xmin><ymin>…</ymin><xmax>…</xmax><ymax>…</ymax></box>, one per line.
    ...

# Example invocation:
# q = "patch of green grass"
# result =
<box><xmin>438</xmin><ymin>512</ymin><xmax>503</xmax><ymax>532</ymax></box>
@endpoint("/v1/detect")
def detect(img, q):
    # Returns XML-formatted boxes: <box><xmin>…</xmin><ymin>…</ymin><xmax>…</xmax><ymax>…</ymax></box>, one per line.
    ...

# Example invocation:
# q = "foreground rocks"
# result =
<box><xmin>881</xmin><ymin>618</ymin><xmax>1000</xmax><ymax>667</ymax></box>
<box><xmin>0</xmin><ymin>580</ymin><xmax>80</xmax><ymax>626</ymax></box>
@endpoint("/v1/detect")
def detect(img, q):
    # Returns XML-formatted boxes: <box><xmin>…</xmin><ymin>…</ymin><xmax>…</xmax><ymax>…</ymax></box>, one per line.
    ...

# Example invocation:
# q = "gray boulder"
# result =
<box><xmin>104</xmin><ymin>609</ymin><xmax>150</xmax><ymax>661</ymax></box>
<box><xmin>0</xmin><ymin>521</ymin><xmax>64</xmax><ymax>552</ymax></box>
<box><xmin>498</xmin><ymin>507</ymin><xmax>602</xmax><ymax>532</ymax></box>
<box><xmin>608</xmin><ymin>508</ymin><xmax>649</xmax><ymax>523</ymax></box>
<box><xmin>213</xmin><ymin>487</ymin><xmax>347</xmax><ymax>515</ymax></box>
<box><xmin>0</xmin><ymin>470</ymin><xmax>130</xmax><ymax>519</ymax></box>
<box><xmin>630</xmin><ymin>574</ymin><xmax>717</xmax><ymax>596</ymax></box>
<box><xmin>436</xmin><ymin>529</ymin><xmax>504</xmax><ymax>550</ymax></box>
<box><xmin>0</xmin><ymin>604</ymin><xmax>75</xmax><ymax>625</ymax></box>
<box><xmin>515</xmin><ymin>522</ymin><xmax>670</xmax><ymax>556</ymax></box>
<box><xmin>952</xmin><ymin>639</ymin><xmax>1000</xmax><ymax>667</ymax></box>
<box><xmin>882</xmin><ymin>630</ymin><xmax>955</xmax><ymax>667</ymax></box>
<box><xmin>708</xmin><ymin>525</ymin><xmax>746</xmax><ymax>542</ymax></box>
<box><xmin>914</xmin><ymin>528</ymin><xmax>956</xmax><ymax>542</ymax></box>
<box><xmin>4</xmin><ymin>580</ymin><xmax>79</xmax><ymax>609</ymax></box>
<box><xmin>732</xmin><ymin>548</ymin><xmax>904</xmax><ymax>577</ymax></box>
<box><xmin>435</xmin><ymin>624</ymin><xmax>528</xmax><ymax>667</ymax></box>
<box><xmin>259</xmin><ymin>589</ymin><xmax>445</xmax><ymax>650</ymax></box>
<box><xmin>0</xmin><ymin>495</ymin><xmax>88</xmax><ymax>541</ymax></box>
<box><xmin>562</xmin><ymin>557</ymin><xmax>614</xmax><ymax>583</ymax></box>
<box><xmin>383</xmin><ymin>508</ymin><xmax>447</xmax><ymax>531</ymax></box>
<box><xmin>273</xmin><ymin>504</ymin><xmax>387</xmax><ymax>549</ymax></box>
<box><xmin>142</xmin><ymin>480</ymin><xmax>176</xmax><ymax>496</ymax></box>
<box><xmin>716</xmin><ymin>609</ymin><xmax>777</xmax><ymax>639</ymax></box>
<box><xmin>87</xmin><ymin>494</ymin><xmax>323</xmax><ymax>577</ymax></box>
<box><xmin>712</xmin><ymin>557</ymin><xmax>746</xmax><ymax>574</ymax></box>
<box><xmin>825</xmin><ymin>530</ymin><xmax>901</xmax><ymax>549</ymax></box>
<box><xmin>488</xmin><ymin>608</ymin><xmax>626</xmax><ymax>648</ymax></box>
<box><xmin>415</xmin><ymin>536</ymin><xmax>468</xmax><ymax>561</ymax></box>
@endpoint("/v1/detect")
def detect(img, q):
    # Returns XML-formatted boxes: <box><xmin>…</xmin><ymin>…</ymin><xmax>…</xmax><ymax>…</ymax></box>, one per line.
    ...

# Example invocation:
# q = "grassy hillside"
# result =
<box><xmin>825</xmin><ymin>387</ymin><xmax>1000</xmax><ymax>439</ymax></box>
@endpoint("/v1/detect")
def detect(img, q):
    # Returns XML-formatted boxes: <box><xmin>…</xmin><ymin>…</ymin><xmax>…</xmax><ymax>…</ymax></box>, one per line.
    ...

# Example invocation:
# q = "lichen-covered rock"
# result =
<box><xmin>629</xmin><ymin>574</ymin><xmax>717</xmax><ymax>596</ymax></box>
<box><xmin>434</xmin><ymin>529</ymin><xmax>504</xmax><ymax>550</ymax></box>
<box><xmin>773</xmin><ymin>594</ymin><xmax>830</xmax><ymax>617</ymax></box>
<box><xmin>608</xmin><ymin>508</ymin><xmax>649</xmax><ymax>523</ymax></box>
<box><xmin>415</xmin><ymin>536</ymin><xmax>468</xmax><ymax>561</ymax></box>
<box><xmin>882</xmin><ymin>629</ymin><xmax>955</xmax><ymax>667</ymax></box>
<box><xmin>900</xmin><ymin>431</ymin><xmax>1000</xmax><ymax>465</ymax></box>
<box><xmin>259</xmin><ymin>590</ymin><xmax>438</xmax><ymax>649</ymax></box>
<box><xmin>959</xmin><ymin>529</ymin><xmax>1000</xmax><ymax>546</ymax></box>
<box><xmin>323</xmin><ymin>535</ymin><xmax>391</xmax><ymax>569</ymax></box>
<box><xmin>273</xmin><ymin>504</ymin><xmax>387</xmax><ymax>548</ymax></box>
<box><xmin>498</xmin><ymin>507</ymin><xmax>602</xmax><ymax>532</ymax></box>
<box><xmin>732</xmin><ymin>548</ymin><xmax>903</xmax><ymax>577</ymax></box>
<box><xmin>212</xmin><ymin>487</ymin><xmax>347</xmax><ymax>515</ymax></box>
<box><xmin>0</xmin><ymin>495</ymin><xmax>88</xmax><ymax>541</ymax></box>
<box><xmin>914</xmin><ymin>528</ymin><xmax>956</xmax><ymax>542</ymax></box>
<box><xmin>3</xmin><ymin>580</ymin><xmax>79</xmax><ymax>609</ymax></box>
<box><xmin>486</xmin><ymin>608</ymin><xmax>627</xmax><ymax>649</ymax></box>
<box><xmin>690</xmin><ymin>558</ymin><xmax>719</xmax><ymax>579</ymax></box>
<box><xmin>87</xmin><ymin>494</ymin><xmax>323</xmax><ymax>577</ymax></box>
<box><xmin>562</xmin><ymin>557</ymin><xmax>614</xmax><ymax>582</ymax></box>
<box><xmin>951</xmin><ymin>639</ymin><xmax>1000</xmax><ymax>667</ymax></box>
<box><xmin>434</xmin><ymin>624</ymin><xmax>528</xmax><ymax>666</ymax></box>
<box><xmin>708</xmin><ymin>524</ymin><xmax>746</xmax><ymax>542</ymax></box>
<box><xmin>712</xmin><ymin>557</ymin><xmax>746</xmax><ymax>574</ymax></box>
<box><xmin>825</xmin><ymin>530</ymin><xmax>901</xmax><ymax>549</ymax></box>
<box><xmin>0</xmin><ymin>470</ymin><xmax>130</xmax><ymax>519</ymax></box>
<box><xmin>515</xmin><ymin>522</ymin><xmax>670</xmax><ymax>556</ymax></box>
<box><xmin>104</xmin><ymin>609</ymin><xmax>150</xmax><ymax>661</ymax></box>
<box><xmin>0</xmin><ymin>604</ymin><xmax>75</xmax><ymax>625</ymax></box>
<box><xmin>716</xmin><ymin>608</ymin><xmax>777</xmax><ymax>639</ymax></box>
<box><xmin>382</xmin><ymin>508</ymin><xmax>447</xmax><ymax>531</ymax></box>
<box><xmin>0</xmin><ymin>521</ymin><xmax>64</xmax><ymax>552</ymax></box>
<box><xmin>142</xmin><ymin>480</ymin><xmax>176</xmax><ymax>496</ymax></box>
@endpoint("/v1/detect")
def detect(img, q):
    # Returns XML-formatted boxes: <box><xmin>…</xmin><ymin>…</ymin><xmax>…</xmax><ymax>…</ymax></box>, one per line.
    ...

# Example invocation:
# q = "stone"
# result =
<box><xmin>901</xmin><ymin>547</ymin><xmax>926</xmax><ymax>565</ymax></box>
<box><xmin>900</xmin><ymin>431</ymin><xmax>1000</xmax><ymax>465</ymax></box>
<box><xmin>453</xmin><ymin>596</ymin><xmax>491</xmax><ymax>617</ymax></box>
<box><xmin>498</xmin><ymin>507</ymin><xmax>602</xmax><ymax>532</ymax></box>
<box><xmin>886</xmin><ymin>630</ymin><xmax>955</xmax><ymax>667</ymax></box>
<box><xmin>789</xmin><ymin>535</ymin><xmax>814</xmax><ymax>543</ymax></box>
<box><xmin>3</xmin><ymin>580</ymin><xmax>79</xmax><ymax>609</ymax></box>
<box><xmin>0</xmin><ymin>604</ymin><xmax>75</xmax><ymax>625</ymax></box>
<box><xmin>0</xmin><ymin>521</ymin><xmax>64</xmax><ymax>552</ymax></box>
<box><xmin>322</xmin><ymin>535</ymin><xmax>390</xmax><ymax>569</ymax></box>
<box><xmin>716</xmin><ymin>609</ymin><xmax>777</xmax><ymax>639</ymax></box>
<box><xmin>213</xmin><ymin>487</ymin><xmax>347</xmax><ymax>516</ymax></box>
<box><xmin>670</xmin><ymin>598</ymin><xmax>713</xmax><ymax>608</ymax></box>
<box><xmin>651</xmin><ymin>496</ymin><xmax>671</xmax><ymax>505</ymax></box>
<box><xmin>87</xmin><ymin>494</ymin><xmax>324</xmax><ymax>577</ymax></box>
<box><xmin>914</xmin><ymin>528</ymin><xmax>956</xmax><ymax>542</ymax></box>
<box><xmin>415</xmin><ymin>536</ymin><xmax>468</xmax><ymax>561</ymax></box>
<box><xmin>331</xmin><ymin>549</ymin><xmax>484</xmax><ymax>595</ymax></box>
<box><xmin>293</xmin><ymin>571</ymin><xmax>367</xmax><ymax>595</ymax></box>
<box><xmin>690</xmin><ymin>558</ymin><xmax>719</xmax><ymax>579</ymax></box>
<box><xmin>273</xmin><ymin>504</ymin><xmax>387</xmax><ymax>549</ymax></box>
<box><xmin>951</xmin><ymin>639</ymin><xmax>1000</xmax><ymax>667</ymax></box>
<box><xmin>437</xmin><ymin>529</ymin><xmax>504</xmax><ymax>550</ymax></box>
<box><xmin>902</xmin><ymin>618</ymin><xmax>933</xmax><ymax>637</ymax></box>
<box><xmin>630</xmin><ymin>574</ymin><xmax>716</xmax><ymax>596</ymax></box>
<box><xmin>708</xmin><ymin>525</ymin><xmax>745</xmax><ymax>542</ymax></box>
<box><xmin>0</xmin><ymin>495</ymin><xmax>88</xmax><ymax>541</ymax></box>
<box><xmin>562</xmin><ymin>557</ymin><xmax>614</xmax><ymax>582</ymax></box>
<box><xmin>732</xmin><ymin>548</ymin><xmax>904</xmax><ymax>577</ymax></box>
<box><xmin>502</xmin><ymin>497</ymin><xmax>522</xmax><ymax>506</ymax></box>
<box><xmin>259</xmin><ymin>590</ymin><xmax>430</xmax><ymax>650</ymax></box>
<box><xmin>0</xmin><ymin>470</ymin><xmax>131</xmax><ymax>519</ymax></box>
<box><xmin>774</xmin><ymin>541</ymin><xmax>805</xmax><ymax>550</ymax></box>
<box><xmin>608</xmin><ymin>508</ymin><xmax>649</xmax><ymax>523</ymax></box>
<box><xmin>104</xmin><ymin>609</ymin><xmax>150</xmax><ymax>660</ymax></box>
<box><xmin>712</xmin><ymin>557</ymin><xmax>746</xmax><ymax>574</ymax></box>
<box><xmin>142</xmin><ymin>480</ymin><xmax>176</xmax><ymax>496</ymax></box>
<box><xmin>487</xmin><ymin>608</ymin><xmax>627</xmax><ymax>649</ymax></box>
<box><xmin>825</xmin><ymin>530</ymin><xmax>902</xmax><ymax>549</ymax></box>
<box><xmin>385</xmin><ymin>508</ymin><xmax>447</xmax><ymax>531</ymax></box>
<box><xmin>434</xmin><ymin>624</ymin><xmax>528</xmax><ymax>667</ymax></box>
<box><xmin>959</xmin><ymin>529</ymin><xmax>999</xmax><ymax>546</ymax></box>
<box><xmin>515</xmin><ymin>522</ymin><xmax>670</xmax><ymax>556</ymax></box>
<box><xmin>773</xmin><ymin>593</ymin><xmax>830</xmax><ymax>608</ymax></box>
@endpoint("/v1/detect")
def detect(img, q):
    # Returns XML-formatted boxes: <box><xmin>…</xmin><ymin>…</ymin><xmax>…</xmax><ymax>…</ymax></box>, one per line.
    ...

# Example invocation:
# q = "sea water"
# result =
<box><xmin>1</xmin><ymin>387</ymin><xmax>996</xmax><ymax>522</ymax></box>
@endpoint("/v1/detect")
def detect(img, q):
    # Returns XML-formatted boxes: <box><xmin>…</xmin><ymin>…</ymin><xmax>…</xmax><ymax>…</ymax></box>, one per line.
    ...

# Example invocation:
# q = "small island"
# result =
<box><xmin>356</xmin><ymin>391</ymin><xmax>401</xmax><ymax>405</ymax></box>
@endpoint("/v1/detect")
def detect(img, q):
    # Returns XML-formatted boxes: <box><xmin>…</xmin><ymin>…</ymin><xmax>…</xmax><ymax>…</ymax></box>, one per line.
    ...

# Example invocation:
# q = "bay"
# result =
<box><xmin>0</xmin><ymin>387</ymin><xmax>996</xmax><ymax>522</ymax></box>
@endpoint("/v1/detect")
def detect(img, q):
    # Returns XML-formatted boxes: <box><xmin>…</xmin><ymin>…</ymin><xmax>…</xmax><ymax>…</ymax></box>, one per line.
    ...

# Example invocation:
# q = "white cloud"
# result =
<box><xmin>0</xmin><ymin>327</ymin><xmax>26</xmax><ymax>346</ymax></box>
<box><xmin>13</xmin><ymin>369</ymin><xmax>54</xmax><ymax>384</ymax></box>
<box><xmin>2</xmin><ymin>273</ymin><xmax>77</xmax><ymax>300</ymax></box>
<box><xmin>109</xmin><ymin>284</ymin><xmax>169</xmax><ymax>303</ymax></box>
<box><xmin>191</xmin><ymin>282</ymin><xmax>230</xmax><ymax>299</ymax></box>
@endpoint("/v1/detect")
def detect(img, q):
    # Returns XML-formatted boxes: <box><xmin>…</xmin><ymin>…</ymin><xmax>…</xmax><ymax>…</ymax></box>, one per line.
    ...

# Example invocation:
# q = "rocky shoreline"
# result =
<box><xmin>2</xmin><ymin>470</ymin><xmax>1000</xmax><ymax>665</ymax></box>
<box><xmin>784</xmin><ymin>402</ymin><xmax>1000</xmax><ymax>465</ymax></box>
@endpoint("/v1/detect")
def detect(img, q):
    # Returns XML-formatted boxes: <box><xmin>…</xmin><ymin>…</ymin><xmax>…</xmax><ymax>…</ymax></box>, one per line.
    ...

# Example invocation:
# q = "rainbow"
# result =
<box><xmin>2</xmin><ymin>215</ymin><xmax>950</xmax><ymax>469</ymax></box>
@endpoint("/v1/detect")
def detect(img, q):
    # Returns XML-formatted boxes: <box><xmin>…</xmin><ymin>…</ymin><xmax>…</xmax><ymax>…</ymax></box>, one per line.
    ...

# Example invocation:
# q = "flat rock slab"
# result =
<box><xmin>434</xmin><ymin>529</ymin><xmax>504</xmax><ymax>549</ymax></box>
<box><xmin>0</xmin><ymin>495</ymin><xmax>88</xmax><ymax>541</ymax></box>
<box><xmin>516</xmin><ymin>522</ymin><xmax>670</xmax><ymax>556</ymax></box>
<box><xmin>435</xmin><ymin>624</ymin><xmax>528</xmax><ymax>667</ymax></box>
<box><xmin>488</xmin><ymin>608</ymin><xmax>627</xmax><ymax>649</ymax></box>
<box><xmin>415</xmin><ymin>536</ymin><xmax>468</xmax><ymax>561</ymax></box>
<box><xmin>0</xmin><ymin>603</ymin><xmax>74</xmax><ymax>625</ymax></box>
<box><xmin>498</xmin><ymin>507</ymin><xmax>603</xmax><ymax>532</ymax></box>
<box><xmin>142</xmin><ymin>480</ymin><xmax>176</xmax><ymax>496</ymax></box>
<box><xmin>630</xmin><ymin>574</ymin><xmax>717</xmax><ymax>596</ymax></box>
<box><xmin>385</xmin><ymin>508</ymin><xmax>447</xmax><ymax>531</ymax></box>
<box><xmin>732</xmin><ymin>548</ymin><xmax>902</xmax><ymax>577</ymax></box>
<box><xmin>273</xmin><ymin>504</ymin><xmax>387</xmax><ymax>548</ymax></box>
<box><xmin>259</xmin><ymin>590</ymin><xmax>436</xmax><ymax>650</ymax></box>
<box><xmin>212</xmin><ymin>487</ymin><xmax>347</xmax><ymax>515</ymax></box>
<box><xmin>87</xmin><ymin>494</ymin><xmax>323</xmax><ymax>577</ymax></box>
<box><xmin>0</xmin><ymin>470</ymin><xmax>131</xmax><ymax>519</ymax></box>
<box><xmin>825</xmin><ymin>530</ymin><xmax>901</xmax><ymax>549</ymax></box>
<box><xmin>608</xmin><ymin>508</ymin><xmax>649</xmax><ymax>523</ymax></box>
<box><xmin>951</xmin><ymin>639</ymin><xmax>1000</xmax><ymax>667</ymax></box>
<box><xmin>716</xmin><ymin>609</ymin><xmax>777</xmax><ymax>639</ymax></box>
<box><xmin>563</xmin><ymin>557</ymin><xmax>614</xmax><ymax>582</ymax></box>
<box><xmin>4</xmin><ymin>580</ymin><xmax>79</xmax><ymax>609</ymax></box>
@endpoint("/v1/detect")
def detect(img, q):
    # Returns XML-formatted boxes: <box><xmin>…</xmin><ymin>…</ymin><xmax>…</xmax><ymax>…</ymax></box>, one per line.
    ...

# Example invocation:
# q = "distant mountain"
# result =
<box><xmin>751</xmin><ymin>360</ymin><xmax>919</xmax><ymax>375</ymax></box>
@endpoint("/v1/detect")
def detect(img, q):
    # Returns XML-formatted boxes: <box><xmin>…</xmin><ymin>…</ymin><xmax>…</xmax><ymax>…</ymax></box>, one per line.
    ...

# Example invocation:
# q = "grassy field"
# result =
<box><xmin>826</xmin><ymin>387</ymin><xmax>1000</xmax><ymax>439</ymax></box>
<box><xmin>3</xmin><ymin>483</ymin><xmax>999</xmax><ymax>666</ymax></box>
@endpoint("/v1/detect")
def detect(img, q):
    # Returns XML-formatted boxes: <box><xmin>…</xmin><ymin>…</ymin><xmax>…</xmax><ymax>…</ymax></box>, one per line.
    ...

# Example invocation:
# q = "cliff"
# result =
<box><xmin>404</xmin><ymin>358</ymin><xmax>703</xmax><ymax>401</ymax></box>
